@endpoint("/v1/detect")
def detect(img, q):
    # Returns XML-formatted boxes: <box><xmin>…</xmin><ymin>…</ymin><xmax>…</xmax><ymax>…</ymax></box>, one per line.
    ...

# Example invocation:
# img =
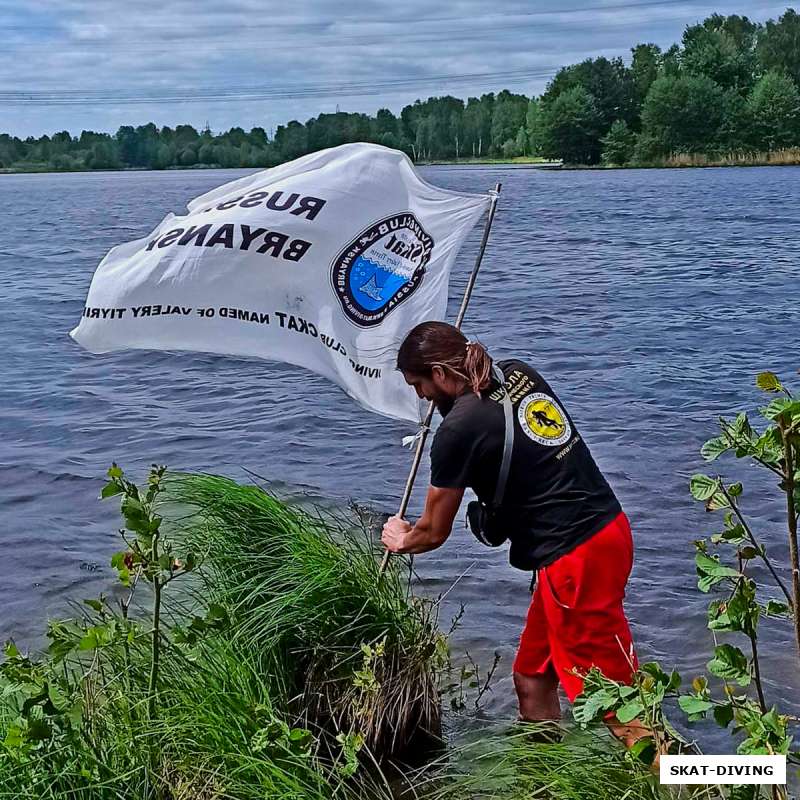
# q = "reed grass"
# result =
<box><xmin>0</xmin><ymin>470</ymin><xmax>436</xmax><ymax>798</ymax></box>
<box><xmin>414</xmin><ymin>724</ymin><xmax>675</xmax><ymax>800</ymax></box>
<box><xmin>0</xmin><ymin>623</ymin><xmax>349</xmax><ymax>799</ymax></box>
<box><xmin>165</xmin><ymin>473</ymin><xmax>446</xmax><ymax>757</ymax></box>
<box><xmin>662</xmin><ymin>148</ymin><xmax>800</xmax><ymax>167</ymax></box>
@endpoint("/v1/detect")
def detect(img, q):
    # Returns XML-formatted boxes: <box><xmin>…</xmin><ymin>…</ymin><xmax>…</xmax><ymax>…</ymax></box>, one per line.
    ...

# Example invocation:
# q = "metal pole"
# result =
<box><xmin>380</xmin><ymin>182</ymin><xmax>502</xmax><ymax>573</ymax></box>
<box><xmin>454</xmin><ymin>183</ymin><xmax>502</xmax><ymax>329</ymax></box>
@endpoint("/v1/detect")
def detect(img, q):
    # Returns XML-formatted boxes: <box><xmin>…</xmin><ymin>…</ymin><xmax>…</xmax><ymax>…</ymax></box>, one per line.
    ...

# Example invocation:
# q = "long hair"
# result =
<box><xmin>397</xmin><ymin>321</ymin><xmax>492</xmax><ymax>395</ymax></box>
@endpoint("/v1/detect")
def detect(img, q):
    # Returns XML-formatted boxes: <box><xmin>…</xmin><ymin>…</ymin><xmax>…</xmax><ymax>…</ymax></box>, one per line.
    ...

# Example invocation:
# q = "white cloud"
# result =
<box><xmin>0</xmin><ymin>0</ymin><xmax>792</xmax><ymax>136</ymax></box>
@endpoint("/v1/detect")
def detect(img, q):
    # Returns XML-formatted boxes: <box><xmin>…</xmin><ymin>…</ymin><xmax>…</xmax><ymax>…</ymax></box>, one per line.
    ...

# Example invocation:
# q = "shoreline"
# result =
<box><xmin>1</xmin><ymin>158</ymin><xmax>563</xmax><ymax>176</ymax></box>
<box><xmin>3</xmin><ymin>155</ymin><xmax>800</xmax><ymax>176</ymax></box>
<box><xmin>423</xmin><ymin>156</ymin><xmax>800</xmax><ymax>170</ymax></box>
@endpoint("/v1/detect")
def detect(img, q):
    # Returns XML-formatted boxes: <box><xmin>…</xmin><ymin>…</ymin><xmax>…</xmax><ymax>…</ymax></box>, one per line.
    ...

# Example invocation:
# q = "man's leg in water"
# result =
<box><xmin>514</xmin><ymin>664</ymin><xmax>560</xmax><ymax>721</ymax></box>
<box><xmin>536</xmin><ymin>514</ymin><xmax>655</xmax><ymax>751</ymax></box>
<box><xmin>513</xmin><ymin>572</ymin><xmax>560</xmax><ymax>726</ymax></box>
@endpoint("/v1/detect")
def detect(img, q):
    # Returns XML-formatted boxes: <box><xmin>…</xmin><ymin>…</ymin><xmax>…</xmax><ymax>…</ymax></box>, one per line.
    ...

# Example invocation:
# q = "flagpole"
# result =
<box><xmin>380</xmin><ymin>182</ymin><xmax>502</xmax><ymax>574</ymax></box>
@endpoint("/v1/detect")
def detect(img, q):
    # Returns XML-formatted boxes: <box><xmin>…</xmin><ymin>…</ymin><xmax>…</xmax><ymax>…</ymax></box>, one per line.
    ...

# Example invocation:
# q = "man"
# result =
<box><xmin>381</xmin><ymin>321</ymin><xmax>644</xmax><ymax>743</ymax></box>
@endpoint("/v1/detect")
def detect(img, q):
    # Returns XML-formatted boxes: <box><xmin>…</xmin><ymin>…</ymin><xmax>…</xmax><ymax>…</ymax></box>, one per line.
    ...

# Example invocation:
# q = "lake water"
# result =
<box><xmin>1</xmin><ymin>164</ymin><xmax>798</xmax><ymax>754</ymax></box>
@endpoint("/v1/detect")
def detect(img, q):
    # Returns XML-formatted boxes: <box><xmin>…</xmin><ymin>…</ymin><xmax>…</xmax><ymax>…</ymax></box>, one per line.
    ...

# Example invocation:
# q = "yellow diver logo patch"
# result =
<box><xmin>518</xmin><ymin>392</ymin><xmax>572</xmax><ymax>447</ymax></box>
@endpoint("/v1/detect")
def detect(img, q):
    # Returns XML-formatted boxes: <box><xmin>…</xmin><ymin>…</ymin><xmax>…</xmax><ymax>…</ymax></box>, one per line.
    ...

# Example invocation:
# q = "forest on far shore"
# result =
<box><xmin>3</xmin><ymin>8</ymin><xmax>800</xmax><ymax>170</ymax></box>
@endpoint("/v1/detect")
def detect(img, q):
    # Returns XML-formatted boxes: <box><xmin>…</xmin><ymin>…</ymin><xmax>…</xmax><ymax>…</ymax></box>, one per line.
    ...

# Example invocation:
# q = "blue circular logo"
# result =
<box><xmin>332</xmin><ymin>213</ymin><xmax>434</xmax><ymax>327</ymax></box>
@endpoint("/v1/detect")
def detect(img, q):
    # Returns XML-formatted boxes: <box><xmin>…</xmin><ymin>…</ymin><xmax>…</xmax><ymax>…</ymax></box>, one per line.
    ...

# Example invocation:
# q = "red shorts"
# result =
<box><xmin>513</xmin><ymin>511</ymin><xmax>638</xmax><ymax>701</ymax></box>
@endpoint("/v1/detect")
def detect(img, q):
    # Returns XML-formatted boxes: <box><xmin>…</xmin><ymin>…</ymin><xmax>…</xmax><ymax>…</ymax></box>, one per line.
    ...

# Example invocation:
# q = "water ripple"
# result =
<box><xmin>1</xmin><ymin>165</ymin><xmax>797</xmax><ymax>751</ymax></box>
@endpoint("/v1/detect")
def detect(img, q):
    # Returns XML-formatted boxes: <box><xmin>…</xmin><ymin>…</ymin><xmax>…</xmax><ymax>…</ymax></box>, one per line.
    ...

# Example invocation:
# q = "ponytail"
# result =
<box><xmin>397</xmin><ymin>321</ymin><xmax>493</xmax><ymax>395</ymax></box>
<box><xmin>463</xmin><ymin>340</ymin><xmax>492</xmax><ymax>396</ymax></box>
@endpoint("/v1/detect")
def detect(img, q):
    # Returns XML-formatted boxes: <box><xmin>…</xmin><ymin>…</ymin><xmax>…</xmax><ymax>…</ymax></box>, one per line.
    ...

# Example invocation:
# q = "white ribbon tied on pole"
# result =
<box><xmin>70</xmin><ymin>143</ymin><xmax>491</xmax><ymax>421</ymax></box>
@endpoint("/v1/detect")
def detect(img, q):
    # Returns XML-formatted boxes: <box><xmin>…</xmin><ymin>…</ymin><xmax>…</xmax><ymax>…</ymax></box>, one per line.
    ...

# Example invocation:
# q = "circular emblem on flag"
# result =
<box><xmin>331</xmin><ymin>213</ymin><xmax>434</xmax><ymax>327</ymax></box>
<box><xmin>518</xmin><ymin>392</ymin><xmax>572</xmax><ymax>446</ymax></box>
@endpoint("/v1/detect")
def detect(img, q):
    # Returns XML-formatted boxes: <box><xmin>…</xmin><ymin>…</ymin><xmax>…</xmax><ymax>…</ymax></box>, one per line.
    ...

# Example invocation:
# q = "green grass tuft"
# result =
<box><xmin>165</xmin><ymin>473</ymin><xmax>446</xmax><ymax>757</ymax></box>
<box><xmin>416</xmin><ymin>724</ymin><xmax>672</xmax><ymax>800</ymax></box>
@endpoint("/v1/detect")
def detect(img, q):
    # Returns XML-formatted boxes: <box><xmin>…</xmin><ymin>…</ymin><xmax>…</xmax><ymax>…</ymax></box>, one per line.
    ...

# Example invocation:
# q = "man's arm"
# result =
<box><xmin>381</xmin><ymin>485</ymin><xmax>465</xmax><ymax>555</ymax></box>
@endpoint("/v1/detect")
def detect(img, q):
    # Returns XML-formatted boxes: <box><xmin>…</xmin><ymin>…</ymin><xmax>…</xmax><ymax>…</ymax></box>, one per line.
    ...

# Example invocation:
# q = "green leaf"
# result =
<box><xmin>287</xmin><ymin>727</ymin><xmax>313</xmax><ymax>755</ymax></box>
<box><xmin>756</xmin><ymin>372</ymin><xmax>782</xmax><ymax>393</ymax></box>
<box><xmin>690</xmin><ymin>474</ymin><xmax>731</xmax><ymax>511</ymax></box>
<box><xmin>690</xmin><ymin>474</ymin><xmax>718</xmax><ymax>501</ymax></box>
<box><xmin>678</xmin><ymin>695</ymin><xmax>713</xmax><ymax>716</ymax></box>
<box><xmin>107</xmin><ymin>464</ymin><xmax>123</xmax><ymax>480</ymax></box>
<box><xmin>615</xmin><ymin>700</ymin><xmax>644</xmax><ymax>724</ymax></box>
<box><xmin>701</xmin><ymin>436</ymin><xmax>729</xmax><ymax>462</ymax></box>
<box><xmin>47</xmin><ymin>682</ymin><xmax>68</xmax><ymax>711</ymax></box>
<box><xmin>662</xmin><ymin>715</ymin><xmax>690</xmax><ymax>745</ymax></box>
<box><xmin>121</xmin><ymin>496</ymin><xmax>148</xmax><ymax>534</ymax></box>
<box><xmin>707</xmin><ymin>644</ymin><xmax>750</xmax><ymax>686</ymax></box>
<box><xmin>695</xmin><ymin>551</ymin><xmax>739</xmax><ymax>577</ymax></box>
<box><xmin>628</xmin><ymin>737</ymin><xmax>655</xmax><ymax>763</ymax></box>
<box><xmin>730</xmin><ymin>411</ymin><xmax>753</xmax><ymax>438</ymax></box>
<box><xmin>753</xmin><ymin>427</ymin><xmax>783</xmax><ymax>458</ymax></box>
<box><xmin>571</xmin><ymin>688</ymin><xmax>618</xmax><ymax>726</ymax></box>
<box><xmin>761</xmin><ymin>398</ymin><xmax>800</xmax><ymax>422</ymax></box>
<box><xmin>100</xmin><ymin>481</ymin><xmax>123</xmax><ymax>499</ymax></box>
<box><xmin>3</xmin><ymin>724</ymin><xmax>24</xmax><ymax>748</ymax></box>
<box><xmin>713</xmin><ymin>703</ymin><xmax>734</xmax><ymax>728</ymax></box>
<box><xmin>727</xmin><ymin>578</ymin><xmax>760</xmax><ymax>636</ymax></box>
<box><xmin>83</xmin><ymin>598</ymin><xmax>104</xmax><ymax>613</ymax></box>
<box><xmin>4</xmin><ymin>641</ymin><xmax>20</xmax><ymax>660</ymax></box>
<box><xmin>708</xmin><ymin>602</ymin><xmax>732</xmax><ymax>631</ymax></box>
<box><xmin>764</xmin><ymin>599</ymin><xmax>792</xmax><ymax>617</ymax></box>
<box><xmin>711</xmin><ymin>524</ymin><xmax>747</xmax><ymax>545</ymax></box>
<box><xmin>695</xmin><ymin>552</ymin><xmax>740</xmax><ymax>593</ymax></box>
<box><xmin>738</xmin><ymin>545</ymin><xmax>759</xmax><ymax>560</ymax></box>
<box><xmin>77</xmin><ymin>625</ymin><xmax>113</xmax><ymax>651</ymax></box>
<box><xmin>706</xmin><ymin>490</ymin><xmax>731</xmax><ymax>512</ymax></box>
<box><xmin>761</xmin><ymin>707</ymin><xmax>784</xmax><ymax>736</ymax></box>
<box><xmin>206</xmin><ymin>604</ymin><xmax>228</xmax><ymax>623</ymax></box>
<box><xmin>136</xmin><ymin>531</ymin><xmax>153</xmax><ymax>550</ymax></box>
<box><xmin>639</xmin><ymin>661</ymin><xmax>681</xmax><ymax>701</ymax></box>
<box><xmin>709</xmin><ymin>579</ymin><xmax>760</xmax><ymax>636</ymax></box>
<box><xmin>738</xmin><ymin>737</ymin><xmax>770</xmax><ymax>755</ymax></box>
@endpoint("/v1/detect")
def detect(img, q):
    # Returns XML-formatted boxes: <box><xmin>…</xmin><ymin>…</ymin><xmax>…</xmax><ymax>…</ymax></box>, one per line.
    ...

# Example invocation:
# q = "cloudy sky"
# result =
<box><xmin>1</xmin><ymin>0</ymin><xmax>791</xmax><ymax>137</ymax></box>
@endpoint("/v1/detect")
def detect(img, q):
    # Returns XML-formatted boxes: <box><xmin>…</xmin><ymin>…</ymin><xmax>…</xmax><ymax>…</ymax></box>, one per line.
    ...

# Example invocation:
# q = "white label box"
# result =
<box><xmin>660</xmin><ymin>755</ymin><xmax>786</xmax><ymax>785</ymax></box>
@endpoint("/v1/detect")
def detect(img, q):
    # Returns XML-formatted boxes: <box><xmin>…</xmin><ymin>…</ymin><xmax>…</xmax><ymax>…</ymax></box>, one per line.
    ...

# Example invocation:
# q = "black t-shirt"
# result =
<box><xmin>430</xmin><ymin>359</ymin><xmax>621</xmax><ymax>571</ymax></box>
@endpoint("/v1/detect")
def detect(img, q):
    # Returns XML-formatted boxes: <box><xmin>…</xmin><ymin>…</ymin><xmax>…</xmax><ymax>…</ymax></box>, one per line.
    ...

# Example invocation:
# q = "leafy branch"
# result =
<box><xmin>573</xmin><ymin>371</ymin><xmax>799</xmax><ymax>793</ymax></box>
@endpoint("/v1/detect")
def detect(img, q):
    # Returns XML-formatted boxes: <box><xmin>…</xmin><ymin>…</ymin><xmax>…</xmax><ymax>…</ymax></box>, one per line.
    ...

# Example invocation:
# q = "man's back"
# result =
<box><xmin>431</xmin><ymin>359</ymin><xmax>621</xmax><ymax>570</ymax></box>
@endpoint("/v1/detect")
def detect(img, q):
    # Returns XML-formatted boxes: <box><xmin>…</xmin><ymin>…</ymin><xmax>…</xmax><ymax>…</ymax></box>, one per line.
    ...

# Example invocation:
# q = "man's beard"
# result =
<box><xmin>434</xmin><ymin>394</ymin><xmax>455</xmax><ymax>416</ymax></box>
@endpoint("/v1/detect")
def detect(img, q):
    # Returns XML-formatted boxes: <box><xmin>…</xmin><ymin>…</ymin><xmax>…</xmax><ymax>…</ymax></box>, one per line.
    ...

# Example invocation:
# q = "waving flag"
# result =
<box><xmin>70</xmin><ymin>143</ymin><xmax>491</xmax><ymax>420</ymax></box>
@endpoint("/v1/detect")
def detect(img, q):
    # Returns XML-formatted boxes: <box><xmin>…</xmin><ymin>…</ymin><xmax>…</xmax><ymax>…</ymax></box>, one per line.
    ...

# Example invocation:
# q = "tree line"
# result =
<box><xmin>3</xmin><ymin>8</ymin><xmax>800</xmax><ymax>170</ymax></box>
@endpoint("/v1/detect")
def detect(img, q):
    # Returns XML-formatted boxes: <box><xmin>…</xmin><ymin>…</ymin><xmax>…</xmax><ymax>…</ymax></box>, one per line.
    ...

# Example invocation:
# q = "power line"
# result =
<box><xmin>2</xmin><ymin>0</ymin><xmax>784</xmax><ymax>110</ymax></box>
<box><xmin>0</xmin><ymin>69</ymin><xmax>558</xmax><ymax>106</ymax></box>
<box><xmin>0</xmin><ymin>68</ymin><xmax>552</xmax><ymax>100</ymax></box>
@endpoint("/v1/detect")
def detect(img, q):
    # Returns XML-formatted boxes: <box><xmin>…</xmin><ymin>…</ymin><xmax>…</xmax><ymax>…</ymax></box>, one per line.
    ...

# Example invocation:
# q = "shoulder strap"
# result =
<box><xmin>492</xmin><ymin>364</ymin><xmax>514</xmax><ymax>507</ymax></box>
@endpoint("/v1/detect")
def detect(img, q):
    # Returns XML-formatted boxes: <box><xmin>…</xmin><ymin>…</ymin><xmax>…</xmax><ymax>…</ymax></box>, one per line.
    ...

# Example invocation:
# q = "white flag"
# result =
<box><xmin>70</xmin><ymin>143</ymin><xmax>491</xmax><ymax>421</ymax></box>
